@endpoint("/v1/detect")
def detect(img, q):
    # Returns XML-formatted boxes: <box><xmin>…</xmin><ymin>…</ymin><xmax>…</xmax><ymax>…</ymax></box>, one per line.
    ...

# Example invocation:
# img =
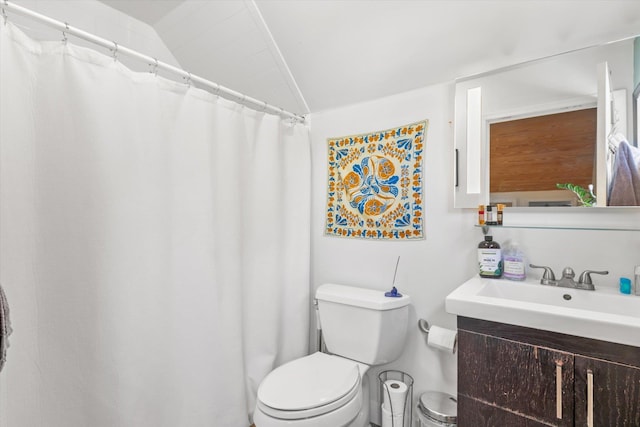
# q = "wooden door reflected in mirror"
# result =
<box><xmin>490</xmin><ymin>108</ymin><xmax>596</xmax><ymax>207</ymax></box>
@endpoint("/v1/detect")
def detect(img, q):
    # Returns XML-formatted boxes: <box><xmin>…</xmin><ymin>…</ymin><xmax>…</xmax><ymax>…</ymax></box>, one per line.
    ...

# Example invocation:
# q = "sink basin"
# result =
<box><xmin>446</xmin><ymin>276</ymin><xmax>640</xmax><ymax>347</ymax></box>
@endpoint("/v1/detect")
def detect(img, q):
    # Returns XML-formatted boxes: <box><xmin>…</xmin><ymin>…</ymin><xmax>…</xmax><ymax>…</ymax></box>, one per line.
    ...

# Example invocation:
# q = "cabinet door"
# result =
<box><xmin>458</xmin><ymin>330</ymin><xmax>574</xmax><ymax>426</ymax></box>
<box><xmin>453</xmin><ymin>84</ymin><xmax>486</xmax><ymax>208</ymax></box>
<box><xmin>575</xmin><ymin>356</ymin><xmax>640</xmax><ymax>426</ymax></box>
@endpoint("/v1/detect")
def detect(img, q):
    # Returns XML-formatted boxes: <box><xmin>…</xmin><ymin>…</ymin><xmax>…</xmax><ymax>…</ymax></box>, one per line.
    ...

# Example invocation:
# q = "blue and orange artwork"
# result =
<box><xmin>325</xmin><ymin>120</ymin><xmax>427</xmax><ymax>240</ymax></box>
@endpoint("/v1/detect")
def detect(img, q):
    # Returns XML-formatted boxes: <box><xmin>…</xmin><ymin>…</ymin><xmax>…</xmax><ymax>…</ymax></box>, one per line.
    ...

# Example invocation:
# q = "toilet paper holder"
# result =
<box><xmin>418</xmin><ymin>319</ymin><xmax>458</xmax><ymax>354</ymax></box>
<box><xmin>417</xmin><ymin>319</ymin><xmax>430</xmax><ymax>335</ymax></box>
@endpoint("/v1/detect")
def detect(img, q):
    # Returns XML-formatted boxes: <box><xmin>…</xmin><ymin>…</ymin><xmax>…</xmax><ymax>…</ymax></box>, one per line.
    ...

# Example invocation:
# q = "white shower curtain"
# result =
<box><xmin>0</xmin><ymin>23</ymin><xmax>310</xmax><ymax>427</ymax></box>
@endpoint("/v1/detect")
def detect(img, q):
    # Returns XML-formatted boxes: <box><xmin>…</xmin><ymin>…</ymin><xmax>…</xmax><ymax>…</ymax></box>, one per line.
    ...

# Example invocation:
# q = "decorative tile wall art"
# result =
<box><xmin>325</xmin><ymin>120</ymin><xmax>427</xmax><ymax>240</ymax></box>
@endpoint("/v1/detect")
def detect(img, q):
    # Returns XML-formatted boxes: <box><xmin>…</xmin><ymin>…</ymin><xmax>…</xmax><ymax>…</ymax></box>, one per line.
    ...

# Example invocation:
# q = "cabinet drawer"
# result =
<box><xmin>457</xmin><ymin>395</ymin><xmax>551</xmax><ymax>427</ymax></box>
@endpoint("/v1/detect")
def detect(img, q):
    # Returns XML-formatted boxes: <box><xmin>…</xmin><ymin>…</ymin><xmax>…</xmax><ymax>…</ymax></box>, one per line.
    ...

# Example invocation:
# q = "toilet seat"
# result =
<box><xmin>256</xmin><ymin>352</ymin><xmax>363</xmax><ymax>420</ymax></box>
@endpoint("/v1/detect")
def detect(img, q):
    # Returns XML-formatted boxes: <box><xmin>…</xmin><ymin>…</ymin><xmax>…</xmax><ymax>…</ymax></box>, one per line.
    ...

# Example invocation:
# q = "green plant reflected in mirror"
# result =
<box><xmin>556</xmin><ymin>183</ymin><xmax>596</xmax><ymax>207</ymax></box>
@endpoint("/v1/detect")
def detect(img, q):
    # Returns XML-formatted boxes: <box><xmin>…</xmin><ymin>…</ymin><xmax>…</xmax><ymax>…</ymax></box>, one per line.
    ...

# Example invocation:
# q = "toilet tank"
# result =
<box><xmin>315</xmin><ymin>283</ymin><xmax>411</xmax><ymax>365</ymax></box>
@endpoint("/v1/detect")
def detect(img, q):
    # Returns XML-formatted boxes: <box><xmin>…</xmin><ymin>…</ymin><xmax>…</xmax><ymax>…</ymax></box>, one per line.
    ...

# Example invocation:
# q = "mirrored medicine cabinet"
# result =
<box><xmin>453</xmin><ymin>34</ymin><xmax>640</xmax><ymax>231</ymax></box>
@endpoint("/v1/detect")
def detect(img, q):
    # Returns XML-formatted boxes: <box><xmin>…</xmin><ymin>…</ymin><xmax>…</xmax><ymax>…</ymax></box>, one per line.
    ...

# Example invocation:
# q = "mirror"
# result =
<box><xmin>454</xmin><ymin>36</ymin><xmax>640</xmax><ymax>208</ymax></box>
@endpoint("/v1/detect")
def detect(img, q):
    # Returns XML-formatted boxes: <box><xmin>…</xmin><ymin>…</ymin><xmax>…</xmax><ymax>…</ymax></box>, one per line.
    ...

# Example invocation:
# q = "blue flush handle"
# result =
<box><xmin>384</xmin><ymin>286</ymin><xmax>402</xmax><ymax>298</ymax></box>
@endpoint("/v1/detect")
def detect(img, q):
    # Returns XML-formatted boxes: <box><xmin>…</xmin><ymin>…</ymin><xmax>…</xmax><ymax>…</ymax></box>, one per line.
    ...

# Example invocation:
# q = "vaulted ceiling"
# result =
<box><xmin>99</xmin><ymin>0</ymin><xmax>640</xmax><ymax>116</ymax></box>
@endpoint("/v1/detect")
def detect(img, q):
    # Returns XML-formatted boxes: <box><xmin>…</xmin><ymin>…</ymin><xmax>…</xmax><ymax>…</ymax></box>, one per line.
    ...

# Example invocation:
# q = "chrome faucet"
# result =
<box><xmin>557</xmin><ymin>267</ymin><xmax>581</xmax><ymax>288</ymax></box>
<box><xmin>529</xmin><ymin>265</ymin><xmax>608</xmax><ymax>291</ymax></box>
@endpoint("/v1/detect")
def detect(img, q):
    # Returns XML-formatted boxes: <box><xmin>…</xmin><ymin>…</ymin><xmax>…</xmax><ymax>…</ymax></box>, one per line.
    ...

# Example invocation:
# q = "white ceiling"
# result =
<box><xmin>99</xmin><ymin>0</ymin><xmax>640</xmax><ymax>115</ymax></box>
<box><xmin>97</xmin><ymin>0</ymin><xmax>184</xmax><ymax>24</ymax></box>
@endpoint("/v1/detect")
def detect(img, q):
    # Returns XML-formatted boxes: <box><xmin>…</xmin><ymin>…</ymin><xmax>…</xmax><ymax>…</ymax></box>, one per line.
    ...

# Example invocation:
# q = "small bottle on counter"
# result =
<box><xmin>486</xmin><ymin>205</ymin><xmax>497</xmax><ymax>225</ymax></box>
<box><xmin>478</xmin><ymin>205</ymin><xmax>485</xmax><ymax>225</ymax></box>
<box><xmin>497</xmin><ymin>204</ymin><xmax>504</xmax><ymax>225</ymax></box>
<box><xmin>478</xmin><ymin>235</ymin><xmax>502</xmax><ymax>279</ymax></box>
<box><xmin>635</xmin><ymin>266</ymin><xmax>640</xmax><ymax>296</ymax></box>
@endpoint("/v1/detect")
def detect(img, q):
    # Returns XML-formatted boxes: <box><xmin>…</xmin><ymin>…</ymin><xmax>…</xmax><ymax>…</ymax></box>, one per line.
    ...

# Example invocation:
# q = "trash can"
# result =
<box><xmin>416</xmin><ymin>391</ymin><xmax>457</xmax><ymax>427</ymax></box>
<box><xmin>378</xmin><ymin>370</ymin><xmax>413</xmax><ymax>427</ymax></box>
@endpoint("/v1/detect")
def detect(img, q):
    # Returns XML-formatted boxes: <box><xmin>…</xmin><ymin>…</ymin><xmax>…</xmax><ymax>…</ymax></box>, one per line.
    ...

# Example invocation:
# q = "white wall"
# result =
<box><xmin>309</xmin><ymin>83</ymin><xmax>640</xmax><ymax>424</ymax></box>
<box><xmin>309</xmin><ymin>83</ymin><xmax>479</xmax><ymax>424</ymax></box>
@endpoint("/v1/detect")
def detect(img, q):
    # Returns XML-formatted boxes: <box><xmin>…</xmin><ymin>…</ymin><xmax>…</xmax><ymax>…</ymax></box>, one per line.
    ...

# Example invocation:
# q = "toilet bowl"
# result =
<box><xmin>253</xmin><ymin>284</ymin><xmax>411</xmax><ymax>427</ymax></box>
<box><xmin>253</xmin><ymin>352</ymin><xmax>370</xmax><ymax>427</ymax></box>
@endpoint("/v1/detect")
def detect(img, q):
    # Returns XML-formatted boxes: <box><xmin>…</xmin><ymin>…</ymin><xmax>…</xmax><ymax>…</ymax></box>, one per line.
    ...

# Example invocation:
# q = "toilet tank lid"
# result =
<box><xmin>316</xmin><ymin>283</ymin><xmax>411</xmax><ymax>310</ymax></box>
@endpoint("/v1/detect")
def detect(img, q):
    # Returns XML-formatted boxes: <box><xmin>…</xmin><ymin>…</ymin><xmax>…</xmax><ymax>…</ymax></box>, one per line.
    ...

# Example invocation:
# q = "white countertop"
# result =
<box><xmin>445</xmin><ymin>276</ymin><xmax>640</xmax><ymax>347</ymax></box>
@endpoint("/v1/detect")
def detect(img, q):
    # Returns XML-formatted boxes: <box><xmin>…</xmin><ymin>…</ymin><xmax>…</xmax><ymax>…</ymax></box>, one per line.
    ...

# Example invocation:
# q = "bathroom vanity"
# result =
<box><xmin>457</xmin><ymin>317</ymin><xmax>640</xmax><ymax>426</ymax></box>
<box><xmin>446</xmin><ymin>277</ymin><xmax>640</xmax><ymax>426</ymax></box>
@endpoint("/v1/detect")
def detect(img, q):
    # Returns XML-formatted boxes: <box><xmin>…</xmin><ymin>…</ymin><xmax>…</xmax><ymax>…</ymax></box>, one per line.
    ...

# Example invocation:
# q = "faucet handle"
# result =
<box><xmin>529</xmin><ymin>264</ymin><xmax>556</xmax><ymax>285</ymax></box>
<box><xmin>578</xmin><ymin>270</ymin><xmax>609</xmax><ymax>285</ymax></box>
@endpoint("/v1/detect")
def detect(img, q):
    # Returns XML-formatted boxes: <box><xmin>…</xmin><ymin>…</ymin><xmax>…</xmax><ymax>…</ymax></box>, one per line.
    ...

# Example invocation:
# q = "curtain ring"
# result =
<box><xmin>150</xmin><ymin>57</ymin><xmax>158</xmax><ymax>76</ymax></box>
<box><xmin>111</xmin><ymin>41</ymin><xmax>118</xmax><ymax>62</ymax></box>
<box><xmin>1</xmin><ymin>2</ymin><xmax>7</xmax><ymax>26</ymax></box>
<box><xmin>62</xmin><ymin>22</ymin><xmax>69</xmax><ymax>44</ymax></box>
<box><xmin>183</xmin><ymin>72</ymin><xmax>192</xmax><ymax>87</ymax></box>
<box><xmin>261</xmin><ymin>101</ymin><xmax>268</xmax><ymax>112</ymax></box>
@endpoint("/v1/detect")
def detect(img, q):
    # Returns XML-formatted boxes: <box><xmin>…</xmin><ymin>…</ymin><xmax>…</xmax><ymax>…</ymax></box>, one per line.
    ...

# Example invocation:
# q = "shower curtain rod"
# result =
<box><xmin>1</xmin><ymin>0</ymin><xmax>306</xmax><ymax>123</ymax></box>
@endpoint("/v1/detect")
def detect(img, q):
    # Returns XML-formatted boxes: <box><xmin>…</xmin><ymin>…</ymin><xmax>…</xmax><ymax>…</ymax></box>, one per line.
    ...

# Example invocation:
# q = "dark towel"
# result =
<box><xmin>0</xmin><ymin>283</ymin><xmax>11</xmax><ymax>372</ymax></box>
<box><xmin>608</xmin><ymin>140</ymin><xmax>640</xmax><ymax>206</ymax></box>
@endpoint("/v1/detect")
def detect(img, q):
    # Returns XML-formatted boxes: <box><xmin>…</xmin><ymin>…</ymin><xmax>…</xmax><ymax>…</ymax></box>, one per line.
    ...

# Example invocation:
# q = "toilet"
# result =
<box><xmin>253</xmin><ymin>283</ymin><xmax>411</xmax><ymax>427</ymax></box>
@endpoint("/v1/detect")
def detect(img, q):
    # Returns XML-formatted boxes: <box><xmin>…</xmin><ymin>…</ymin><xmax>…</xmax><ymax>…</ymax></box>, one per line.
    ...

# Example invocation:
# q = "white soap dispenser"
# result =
<box><xmin>503</xmin><ymin>241</ymin><xmax>526</xmax><ymax>281</ymax></box>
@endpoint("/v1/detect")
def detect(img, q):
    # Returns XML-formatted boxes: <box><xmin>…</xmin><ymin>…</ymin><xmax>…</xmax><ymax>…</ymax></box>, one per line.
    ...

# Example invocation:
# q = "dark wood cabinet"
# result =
<box><xmin>574</xmin><ymin>356</ymin><xmax>640</xmax><ymax>427</ymax></box>
<box><xmin>458</xmin><ymin>330</ymin><xmax>574</xmax><ymax>426</ymax></box>
<box><xmin>457</xmin><ymin>317</ymin><xmax>640</xmax><ymax>427</ymax></box>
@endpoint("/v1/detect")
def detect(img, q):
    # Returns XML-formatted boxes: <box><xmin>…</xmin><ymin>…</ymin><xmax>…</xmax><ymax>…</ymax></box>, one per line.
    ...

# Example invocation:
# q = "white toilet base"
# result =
<box><xmin>347</xmin><ymin>371</ymin><xmax>370</xmax><ymax>427</ymax></box>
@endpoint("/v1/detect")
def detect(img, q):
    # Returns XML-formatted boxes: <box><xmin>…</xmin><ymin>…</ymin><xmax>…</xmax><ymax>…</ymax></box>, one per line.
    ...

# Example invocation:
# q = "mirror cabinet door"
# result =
<box><xmin>596</xmin><ymin>61</ymin><xmax>611</xmax><ymax>207</ymax></box>
<box><xmin>453</xmin><ymin>36</ymin><xmax>636</xmax><ymax>210</ymax></box>
<box><xmin>454</xmin><ymin>85</ymin><xmax>485</xmax><ymax>208</ymax></box>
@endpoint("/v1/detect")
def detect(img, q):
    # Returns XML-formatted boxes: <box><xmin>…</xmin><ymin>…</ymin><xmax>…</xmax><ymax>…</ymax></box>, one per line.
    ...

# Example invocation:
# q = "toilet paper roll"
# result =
<box><xmin>382</xmin><ymin>380</ymin><xmax>408</xmax><ymax>415</ymax></box>
<box><xmin>427</xmin><ymin>325</ymin><xmax>458</xmax><ymax>353</ymax></box>
<box><xmin>381</xmin><ymin>403</ymin><xmax>405</xmax><ymax>427</ymax></box>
